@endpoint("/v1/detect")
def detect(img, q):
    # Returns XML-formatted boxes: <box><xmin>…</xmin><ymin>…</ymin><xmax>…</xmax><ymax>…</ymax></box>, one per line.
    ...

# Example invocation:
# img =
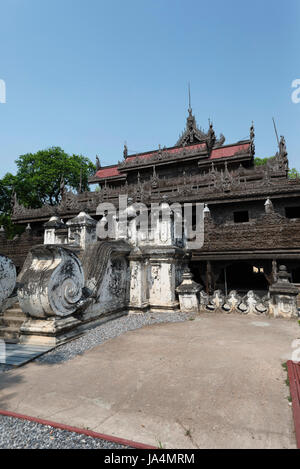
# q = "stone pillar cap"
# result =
<box><xmin>44</xmin><ymin>216</ymin><xmax>65</xmax><ymax>229</ymax></box>
<box><xmin>176</xmin><ymin>268</ymin><xmax>202</xmax><ymax>294</ymax></box>
<box><xmin>269</xmin><ymin>265</ymin><xmax>299</xmax><ymax>295</ymax></box>
<box><xmin>67</xmin><ymin>211</ymin><xmax>97</xmax><ymax>226</ymax></box>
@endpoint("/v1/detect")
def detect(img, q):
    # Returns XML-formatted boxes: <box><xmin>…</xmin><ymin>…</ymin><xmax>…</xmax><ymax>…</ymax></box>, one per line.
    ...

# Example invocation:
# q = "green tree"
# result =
<box><xmin>288</xmin><ymin>168</ymin><xmax>300</xmax><ymax>179</ymax></box>
<box><xmin>0</xmin><ymin>172</ymin><xmax>22</xmax><ymax>238</ymax></box>
<box><xmin>0</xmin><ymin>147</ymin><xmax>95</xmax><ymax>238</ymax></box>
<box><xmin>254</xmin><ymin>156</ymin><xmax>300</xmax><ymax>180</ymax></box>
<box><xmin>254</xmin><ymin>156</ymin><xmax>275</xmax><ymax>166</ymax></box>
<box><xmin>0</xmin><ymin>172</ymin><xmax>15</xmax><ymax>215</ymax></box>
<box><xmin>14</xmin><ymin>147</ymin><xmax>95</xmax><ymax>208</ymax></box>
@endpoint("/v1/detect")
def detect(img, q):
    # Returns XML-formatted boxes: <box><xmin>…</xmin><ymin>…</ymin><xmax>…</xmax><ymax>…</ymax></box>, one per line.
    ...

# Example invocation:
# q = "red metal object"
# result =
<box><xmin>287</xmin><ymin>360</ymin><xmax>300</xmax><ymax>449</ymax></box>
<box><xmin>0</xmin><ymin>409</ymin><xmax>157</xmax><ymax>449</ymax></box>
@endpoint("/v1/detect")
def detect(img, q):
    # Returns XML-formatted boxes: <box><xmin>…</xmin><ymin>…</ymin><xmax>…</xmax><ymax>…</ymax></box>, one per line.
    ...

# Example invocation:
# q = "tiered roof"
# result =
<box><xmin>89</xmin><ymin>106</ymin><xmax>254</xmax><ymax>183</ymax></box>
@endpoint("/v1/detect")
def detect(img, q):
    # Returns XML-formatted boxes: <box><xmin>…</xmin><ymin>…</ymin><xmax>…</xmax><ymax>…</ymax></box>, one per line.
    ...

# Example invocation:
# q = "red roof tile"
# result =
<box><xmin>95</xmin><ymin>166</ymin><xmax>120</xmax><ymax>179</ymax></box>
<box><xmin>210</xmin><ymin>143</ymin><xmax>250</xmax><ymax>160</ymax></box>
<box><xmin>126</xmin><ymin>143</ymin><xmax>207</xmax><ymax>163</ymax></box>
<box><xmin>95</xmin><ymin>142</ymin><xmax>250</xmax><ymax>179</ymax></box>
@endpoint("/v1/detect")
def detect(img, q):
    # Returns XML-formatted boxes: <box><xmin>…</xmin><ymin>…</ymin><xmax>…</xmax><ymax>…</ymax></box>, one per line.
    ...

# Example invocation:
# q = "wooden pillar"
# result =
<box><xmin>224</xmin><ymin>266</ymin><xmax>228</xmax><ymax>296</ymax></box>
<box><xmin>272</xmin><ymin>259</ymin><xmax>278</xmax><ymax>284</ymax></box>
<box><xmin>206</xmin><ymin>260</ymin><xmax>212</xmax><ymax>294</ymax></box>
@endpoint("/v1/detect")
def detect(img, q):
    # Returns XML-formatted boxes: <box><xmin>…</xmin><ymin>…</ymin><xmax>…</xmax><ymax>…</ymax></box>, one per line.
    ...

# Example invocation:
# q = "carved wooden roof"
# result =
<box><xmin>176</xmin><ymin>109</ymin><xmax>225</xmax><ymax>147</ymax></box>
<box><xmin>89</xmin><ymin>109</ymin><xmax>230</xmax><ymax>182</ymax></box>
<box><xmin>90</xmin><ymin>141</ymin><xmax>251</xmax><ymax>182</ymax></box>
<box><xmin>12</xmin><ymin>154</ymin><xmax>297</xmax><ymax>225</ymax></box>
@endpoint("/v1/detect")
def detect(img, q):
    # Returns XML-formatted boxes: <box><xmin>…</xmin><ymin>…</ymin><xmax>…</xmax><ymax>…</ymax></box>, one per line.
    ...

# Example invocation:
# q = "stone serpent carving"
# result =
<box><xmin>0</xmin><ymin>255</ymin><xmax>17</xmax><ymax>310</ymax></box>
<box><xmin>82</xmin><ymin>240</ymin><xmax>131</xmax><ymax>298</ymax></box>
<box><xmin>18</xmin><ymin>245</ymin><xmax>89</xmax><ymax>318</ymax></box>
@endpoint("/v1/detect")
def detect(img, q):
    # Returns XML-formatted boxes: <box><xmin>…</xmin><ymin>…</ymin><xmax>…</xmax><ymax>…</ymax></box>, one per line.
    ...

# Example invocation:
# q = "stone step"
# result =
<box><xmin>1</xmin><ymin>315</ymin><xmax>26</xmax><ymax>327</ymax></box>
<box><xmin>0</xmin><ymin>337</ymin><xmax>18</xmax><ymax>344</ymax></box>
<box><xmin>0</xmin><ymin>301</ymin><xmax>27</xmax><ymax>343</ymax></box>
<box><xmin>4</xmin><ymin>308</ymin><xmax>25</xmax><ymax>317</ymax></box>
<box><xmin>0</xmin><ymin>326</ymin><xmax>20</xmax><ymax>341</ymax></box>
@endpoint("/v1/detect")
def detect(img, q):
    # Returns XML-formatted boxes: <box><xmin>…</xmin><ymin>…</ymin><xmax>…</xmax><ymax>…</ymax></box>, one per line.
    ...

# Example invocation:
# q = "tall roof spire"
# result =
<box><xmin>176</xmin><ymin>86</ymin><xmax>226</xmax><ymax>147</ymax></box>
<box><xmin>188</xmin><ymin>82</ymin><xmax>192</xmax><ymax>114</ymax></box>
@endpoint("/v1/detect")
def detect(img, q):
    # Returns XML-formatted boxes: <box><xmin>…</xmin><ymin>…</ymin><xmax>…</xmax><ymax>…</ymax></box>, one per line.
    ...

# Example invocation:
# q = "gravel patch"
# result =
<box><xmin>0</xmin><ymin>415</ymin><xmax>132</xmax><ymax>449</ymax></box>
<box><xmin>37</xmin><ymin>312</ymin><xmax>190</xmax><ymax>365</ymax></box>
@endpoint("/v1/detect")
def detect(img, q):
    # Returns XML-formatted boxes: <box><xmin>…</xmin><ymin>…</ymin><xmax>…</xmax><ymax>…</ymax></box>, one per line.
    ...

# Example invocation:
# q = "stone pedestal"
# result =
<box><xmin>128</xmin><ymin>246</ymin><xmax>185</xmax><ymax>314</ymax></box>
<box><xmin>269</xmin><ymin>265</ymin><xmax>299</xmax><ymax>319</ymax></box>
<box><xmin>19</xmin><ymin>316</ymin><xmax>82</xmax><ymax>346</ymax></box>
<box><xmin>18</xmin><ymin>245</ymin><xmax>88</xmax><ymax>319</ymax></box>
<box><xmin>176</xmin><ymin>269</ymin><xmax>202</xmax><ymax>313</ymax></box>
<box><xmin>128</xmin><ymin>248</ymin><xmax>149</xmax><ymax>313</ymax></box>
<box><xmin>17</xmin><ymin>245</ymin><xmax>90</xmax><ymax>345</ymax></box>
<box><xmin>148</xmin><ymin>247</ymin><xmax>183</xmax><ymax>313</ymax></box>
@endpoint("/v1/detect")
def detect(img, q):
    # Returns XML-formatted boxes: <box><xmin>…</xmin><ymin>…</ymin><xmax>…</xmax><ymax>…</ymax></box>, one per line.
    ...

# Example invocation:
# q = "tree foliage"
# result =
<box><xmin>0</xmin><ymin>147</ymin><xmax>95</xmax><ymax>237</ymax></box>
<box><xmin>288</xmin><ymin>168</ymin><xmax>300</xmax><ymax>179</ymax></box>
<box><xmin>0</xmin><ymin>172</ymin><xmax>15</xmax><ymax>215</ymax></box>
<box><xmin>0</xmin><ymin>173</ymin><xmax>23</xmax><ymax>238</ymax></box>
<box><xmin>254</xmin><ymin>156</ymin><xmax>300</xmax><ymax>180</ymax></box>
<box><xmin>254</xmin><ymin>156</ymin><xmax>275</xmax><ymax>166</ymax></box>
<box><xmin>14</xmin><ymin>147</ymin><xmax>95</xmax><ymax>208</ymax></box>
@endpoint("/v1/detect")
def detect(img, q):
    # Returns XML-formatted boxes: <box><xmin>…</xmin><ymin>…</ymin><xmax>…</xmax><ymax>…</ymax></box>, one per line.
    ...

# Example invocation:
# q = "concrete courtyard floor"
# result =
<box><xmin>0</xmin><ymin>313</ymin><xmax>299</xmax><ymax>449</ymax></box>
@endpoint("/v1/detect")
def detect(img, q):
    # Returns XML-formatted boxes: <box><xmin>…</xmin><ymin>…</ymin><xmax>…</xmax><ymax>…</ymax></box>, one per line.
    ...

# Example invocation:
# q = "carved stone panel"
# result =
<box><xmin>18</xmin><ymin>246</ymin><xmax>87</xmax><ymax>319</ymax></box>
<box><xmin>0</xmin><ymin>255</ymin><xmax>16</xmax><ymax>310</ymax></box>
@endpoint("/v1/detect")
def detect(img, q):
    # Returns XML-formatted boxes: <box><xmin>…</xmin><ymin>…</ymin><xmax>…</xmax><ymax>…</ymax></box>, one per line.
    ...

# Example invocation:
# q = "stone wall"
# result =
<box><xmin>0</xmin><ymin>255</ymin><xmax>16</xmax><ymax>311</ymax></box>
<box><xmin>0</xmin><ymin>229</ymin><xmax>43</xmax><ymax>271</ymax></box>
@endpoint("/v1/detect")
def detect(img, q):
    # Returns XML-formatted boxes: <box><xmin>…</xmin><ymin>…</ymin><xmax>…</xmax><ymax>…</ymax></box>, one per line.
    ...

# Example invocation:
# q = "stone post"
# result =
<box><xmin>122</xmin><ymin>201</ymin><xmax>138</xmax><ymax>246</ymax></box>
<box><xmin>203</xmin><ymin>204</ymin><xmax>211</xmax><ymax>219</ymax></box>
<box><xmin>44</xmin><ymin>216</ymin><xmax>66</xmax><ymax>245</ymax></box>
<box><xmin>176</xmin><ymin>268</ymin><xmax>202</xmax><ymax>313</ymax></box>
<box><xmin>269</xmin><ymin>265</ymin><xmax>299</xmax><ymax>318</ymax></box>
<box><xmin>128</xmin><ymin>247</ymin><xmax>149</xmax><ymax>313</ymax></box>
<box><xmin>148</xmin><ymin>247</ymin><xmax>184</xmax><ymax>313</ymax></box>
<box><xmin>264</xmin><ymin>198</ymin><xmax>274</xmax><ymax>214</ymax></box>
<box><xmin>67</xmin><ymin>212</ymin><xmax>97</xmax><ymax>249</ymax></box>
<box><xmin>154</xmin><ymin>201</ymin><xmax>174</xmax><ymax>246</ymax></box>
<box><xmin>128</xmin><ymin>217</ymin><xmax>138</xmax><ymax>246</ymax></box>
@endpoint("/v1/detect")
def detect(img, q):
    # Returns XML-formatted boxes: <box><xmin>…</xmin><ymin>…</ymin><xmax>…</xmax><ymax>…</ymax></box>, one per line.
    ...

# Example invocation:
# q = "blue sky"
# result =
<box><xmin>0</xmin><ymin>0</ymin><xmax>299</xmax><ymax>178</ymax></box>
